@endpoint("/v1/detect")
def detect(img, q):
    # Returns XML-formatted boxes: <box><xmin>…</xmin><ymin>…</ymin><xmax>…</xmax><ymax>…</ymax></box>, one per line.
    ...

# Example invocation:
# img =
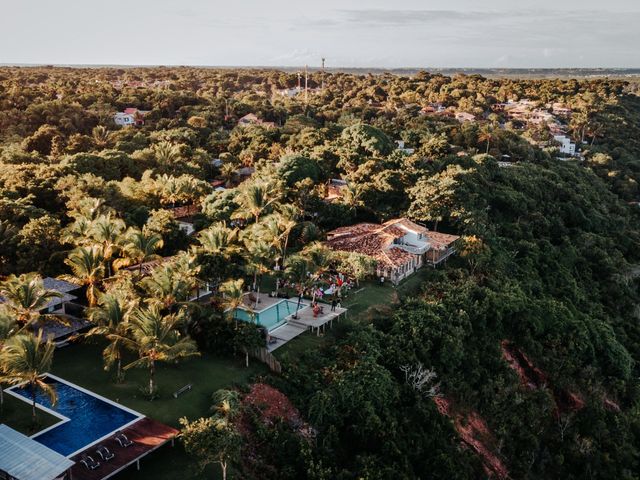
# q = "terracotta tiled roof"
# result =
<box><xmin>383</xmin><ymin>218</ymin><xmax>429</xmax><ymax>234</ymax></box>
<box><xmin>425</xmin><ymin>231</ymin><xmax>460</xmax><ymax>250</ymax></box>
<box><xmin>376</xmin><ymin>247</ymin><xmax>416</xmax><ymax>268</ymax></box>
<box><xmin>326</xmin><ymin>221</ymin><xmax>413</xmax><ymax>267</ymax></box>
<box><xmin>169</xmin><ymin>204</ymin><xmax>201</xmax><ymax>219</ymax></box>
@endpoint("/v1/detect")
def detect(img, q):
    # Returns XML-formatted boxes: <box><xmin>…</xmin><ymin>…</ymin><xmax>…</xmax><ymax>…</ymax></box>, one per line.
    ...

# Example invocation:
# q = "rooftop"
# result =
<box><xmin>0</xmin><ymin>424</ymin><xmax>74</xmax><ymax>480</ymax></box>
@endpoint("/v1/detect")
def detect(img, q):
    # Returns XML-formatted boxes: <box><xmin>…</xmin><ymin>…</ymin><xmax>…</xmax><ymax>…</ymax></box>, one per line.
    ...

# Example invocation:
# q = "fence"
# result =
<box><xmin>250</xmin><ymin>347</ymin><xmax>282</xmax><ymax>374</ymax></box>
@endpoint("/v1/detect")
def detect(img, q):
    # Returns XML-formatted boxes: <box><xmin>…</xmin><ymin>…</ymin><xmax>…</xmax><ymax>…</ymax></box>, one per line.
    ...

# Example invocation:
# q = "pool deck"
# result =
<box><xmin>265</xmin><ymin>302</ymin><xmax>347</xmax><ymax>352</ymax></box>
<box><xmin>69</xmin><ymin>417</ymin><xmax>178</xmax><ymax>480</ymax></box>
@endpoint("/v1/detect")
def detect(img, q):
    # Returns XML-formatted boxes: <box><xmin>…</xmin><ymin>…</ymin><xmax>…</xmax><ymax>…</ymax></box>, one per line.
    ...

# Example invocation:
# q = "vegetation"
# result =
<box><xmin>0</xmin><ymin>66</ymin><xmax>639</xmax><ymax>479</ymax></box>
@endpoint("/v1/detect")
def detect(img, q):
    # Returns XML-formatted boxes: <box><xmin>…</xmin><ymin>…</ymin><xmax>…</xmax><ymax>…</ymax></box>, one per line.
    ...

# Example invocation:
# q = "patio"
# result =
<box><xmin>69</xmin><ymin>417</ymin><xmax>178</xmax><ymax>480</ymax></box>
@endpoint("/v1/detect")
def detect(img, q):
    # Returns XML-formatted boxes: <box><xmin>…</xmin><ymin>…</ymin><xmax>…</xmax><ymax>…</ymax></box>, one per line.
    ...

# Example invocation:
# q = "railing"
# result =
<box><xmin>395</xmin><ymin>242</ymin><xmax>430</xmax><ymax>255</ymax></box>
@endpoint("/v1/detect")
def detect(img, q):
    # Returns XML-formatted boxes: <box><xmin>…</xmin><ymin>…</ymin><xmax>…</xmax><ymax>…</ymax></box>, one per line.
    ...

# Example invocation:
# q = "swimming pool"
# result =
<box><xmin>8</xmin><ymin>374</ymin><xmax>142</xmax><ymax>457</ymax></box>
<box><xmin>234</xmin><ymin>299</ymin><xmax>304</xmax><ymax>331</ymax></box>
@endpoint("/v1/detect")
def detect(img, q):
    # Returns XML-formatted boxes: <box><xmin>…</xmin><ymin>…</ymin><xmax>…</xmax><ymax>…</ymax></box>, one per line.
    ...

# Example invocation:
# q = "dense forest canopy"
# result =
<box><xmin>0</xmin><ymin>66</ymin><xmax>639</xmax><ymax>479</ymax></box>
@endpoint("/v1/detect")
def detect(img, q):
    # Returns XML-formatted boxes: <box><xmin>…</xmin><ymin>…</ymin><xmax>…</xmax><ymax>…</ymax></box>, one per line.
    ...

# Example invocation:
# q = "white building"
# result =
<box><xmin>396</xmin><ymin>141</ymin><xmax>415</xmax><ymax>155</ymax></box>
<box><xmin>554</xmin><ymin>135</ymin><xmax>576</xmax><ymax>156</ymax></box>
<box><xmin>114</xmin><ymin>112</ymin><xmax>136</xmax><ymax>126</ymax></box>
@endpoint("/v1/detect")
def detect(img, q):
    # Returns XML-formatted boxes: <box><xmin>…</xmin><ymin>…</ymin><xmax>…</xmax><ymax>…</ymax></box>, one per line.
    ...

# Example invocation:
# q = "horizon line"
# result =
<box><xmin>1</xmin><ymin>63</ymin><xmax>640</xmax><ymax>72</ymax></box>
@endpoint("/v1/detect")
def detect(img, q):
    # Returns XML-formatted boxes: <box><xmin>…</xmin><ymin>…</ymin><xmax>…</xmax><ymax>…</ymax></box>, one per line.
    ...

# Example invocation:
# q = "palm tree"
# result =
<box><xmin>91</xmin><ymin>215</ymin><xmax>126</xmax><ymax>277</ymax></box>
<box><xmin>285</xmin><ymin>254</ymin><xmax>312</xmax><ymax>319</ymax></box>
<box><xmin>0</xmin><ymin>273</ymin><xmax>62</xmax><ymax>330</ymax></box>
<box><xmin>243</xmin><ymin>238</ymin><xmax>274</xmax><ymax>309</ymax></box>
<box><xmin>220</xmin><ymin>163</ymin><xmax>238</xmax><ymax>187</ymax></box>
<box><xmin>219</xmin><ymin>279</ymin><xmax>245</xmax><ymax>326</ymax></box>
<box><xmin>3</xmin><ymin>332</ymin><xmax>56</xmax><ymax>424</ymax></box>
<box><xmin>478</xmin><ymin>126</ymin><xmax>494</xmax><ymax>154</ymax></box>
<box><xmin>232</xmin><ymin>181</ymin><xmax>279</xmax><ymax>224</ymax></box>
<box><xmin>154</xmin><ymin>141</ymin><xmax>182</xmax><ymax>167</ymax></box>
<box><xmin>92</xmin><ymin>125</ymin><xmax>112</xmax><ymax>149</ymax></box>
<box><xmin>115</xmin><ymin>229</ymin><xmax>164</xmax><ymax>274</ymax></box>
<box><xmin>198</xmin><ymin>223</ymin><xmax>238</xmax><ymax>258</ymax></box>
<box><xmin>123</xmin><ymin>305</ymin><xmax>199</xmax><ymax>395</ymax></box>
<box><xmin>61</xmin><ymin>216</ymin><xmax>94</xmax><ymax>247</ymax></box>
<box><xmin>63</xmin><ymin>246</ymin><xmax>105</xmax><ymax>307</ymax></box>
<box><xmin>86</xmin><ymin>292</ymin><xmax>134</xmax><ymax>382</ymax></box>
<box><xmin>140</xmin><ymin>254</ymin><xmax>200</xmax><ymax>310</ymax></box>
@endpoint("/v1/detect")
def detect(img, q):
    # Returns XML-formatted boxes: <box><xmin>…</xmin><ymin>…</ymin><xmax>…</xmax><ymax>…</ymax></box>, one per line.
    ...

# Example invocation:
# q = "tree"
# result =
<box><xmin>63</xmin><ymin>246</ymin><xmax>105</xmax><ymax>307</ymax></box>
<box><xmin>3</xmin><ymin>332</ymin><xmax>56</xmax><ymax>424</ymax></box>
<box><xmin>91</xmin><ymin>215</ymin><xmax>126</xmax><ymax>277</ymax></box>
<box><xmin>335</xmin><ymin>252</ymin><xmax>377</xmax><ymax>287</ymax></box>
<box><xmin>115</xmin><ymin>229</ymin><xmax>164</xmax><ymax>273</ymax></box>
<box><xmin>180</xmin><ymin>389</ymin><xmax>242</xmax><ymax>480</ymax></box>
<box><xmin>86</xmin><ymin>292</ymin><xmax>134</xmax><ymax>382</ymax></box>
<box><xmin>219</xmin><ymin>279</ymin><xmax>245</xmax><ymax>325</ymax></box>
<box><xmin>232</xmin><ymin>180</ymin><xmax>280</xmax><ymax>224</ymax></box>
<box><xmin>0</xmin><ymin>273</ymin><xmax>62</xmax><ymax>331</ymax></box>
<box><xmin>242</xmin><ymin>237</ymin><xmax>274</xmax><ymax>308</ymax></box>
<box><xmin>91</xmin><ymin>125</ymin><xmax>112</xmax><ymax>149</ymax></box>
<box><xmin>140</xmin><ymin>254</ymin><xmax>200</xmax><ymax>310</ymax></box>
<box><xmin>123</xmin><ymin>305</ymin><xmax>198</xmax><ymax>395</ymax></box>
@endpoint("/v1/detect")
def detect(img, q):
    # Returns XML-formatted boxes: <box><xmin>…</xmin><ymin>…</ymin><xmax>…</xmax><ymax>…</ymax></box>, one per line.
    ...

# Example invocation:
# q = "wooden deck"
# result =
<box><xmin>69</xmin><ymin>417</ymin><xmax>178</xmax><ymax>480</ymax></box>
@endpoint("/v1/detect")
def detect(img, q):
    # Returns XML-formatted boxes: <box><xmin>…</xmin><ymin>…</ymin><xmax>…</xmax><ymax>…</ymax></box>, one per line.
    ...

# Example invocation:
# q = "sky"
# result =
<box><xmin>1</xmin><ymin>0</ymin><xmax>639</xmax><ymax>68</ymax></box>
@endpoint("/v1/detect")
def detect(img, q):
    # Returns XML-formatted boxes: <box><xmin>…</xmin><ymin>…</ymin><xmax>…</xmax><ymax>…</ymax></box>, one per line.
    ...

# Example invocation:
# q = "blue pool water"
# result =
<box><xmin>235</xmin><ymin>299</ymin><xmax>303</xmax><ymax>331</ymax></box>
<box><xmin>11</xmin><ymin>378</ymin><xmax>139</xmax><ymax>456</ymax></box>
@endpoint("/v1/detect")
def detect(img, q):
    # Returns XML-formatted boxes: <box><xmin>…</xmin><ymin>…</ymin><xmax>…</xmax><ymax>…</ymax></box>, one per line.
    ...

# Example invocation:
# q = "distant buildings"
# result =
<box><xmin>237</xmin><ymin>113</ymin><xmax>276</xmax><ymax>129</ymax></box>
<box><xmin>395</xmin><ymin>141</ymin><xmax>415</xmax><ymax>155</ymax></box>
<box><xmin>455</xmin><ymin>112</ymin><xmax>476</xmax><ymax>123</ymax></box>
<box><xmin>114</xmin><ymin>108</ymin><xmax>148</xmax><ymax>126</ymax></box>
<box><xmin>276</xmin><ymin>87</ymin><xmax>303</xmax><ymax>98</ymax></box>
<box><xmin>326</xmin><ymin>218</ymin><xmax>459</xmax><ymax>284</ymax></box>
<box><xmin>554</xmin><ymin>135</ymin><xmax>577</xmax><ymax>156</ymax></box>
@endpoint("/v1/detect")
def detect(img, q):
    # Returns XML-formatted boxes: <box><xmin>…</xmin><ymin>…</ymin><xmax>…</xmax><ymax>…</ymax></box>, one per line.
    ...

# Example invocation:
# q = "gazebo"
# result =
<box><xmin>0</xmin><ymin>424</ymin><xmax>74</xmax><ymax>480</ymax></box>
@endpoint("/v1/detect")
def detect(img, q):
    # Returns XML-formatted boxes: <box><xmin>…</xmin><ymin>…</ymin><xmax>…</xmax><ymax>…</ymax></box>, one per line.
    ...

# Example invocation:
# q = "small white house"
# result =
<box><xmin>554</xmin><ymin>135</ymin><xmax>576</xmax><ymax>156</ymax></box>
<box><xmin>114</xmin><ymin>112</ymin><xmax>136</xmax><ymax>126</ymax></box>
<box><xmin>396</xmin><ymin>141</ymin><xmax>415</xmax><ymax>155</ymax></box>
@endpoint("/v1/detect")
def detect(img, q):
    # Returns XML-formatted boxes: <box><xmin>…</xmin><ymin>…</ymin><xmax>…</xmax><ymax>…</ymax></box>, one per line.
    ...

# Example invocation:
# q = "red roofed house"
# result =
<box><xmin>326</xmin><ymin>218</ymin><xmax>459</xmax><ymax>284</ymax></box>
<box><xmin>237</xmin><ymin>113</ymin><xmax>276</xmax><ymax>129</ymax></box>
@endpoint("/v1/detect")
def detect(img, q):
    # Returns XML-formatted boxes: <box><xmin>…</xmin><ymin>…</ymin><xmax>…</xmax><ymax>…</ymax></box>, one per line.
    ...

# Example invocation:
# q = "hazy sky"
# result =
<box><xmin>1</xmin><ymin>0</ymin><xmax>639</xmax><ymax>68</ymax></box>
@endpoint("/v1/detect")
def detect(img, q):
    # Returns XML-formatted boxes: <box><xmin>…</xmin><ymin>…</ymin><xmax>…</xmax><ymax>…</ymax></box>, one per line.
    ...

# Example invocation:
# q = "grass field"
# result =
<box><xmin>46</xmin><ymin>341</ymin><xmax>266</xmax><ymax>479</ymax></box>
<box><xmin>0</xmin><ymin>392</ymin><xmax>60</xmax><ymax>435</ymax></box>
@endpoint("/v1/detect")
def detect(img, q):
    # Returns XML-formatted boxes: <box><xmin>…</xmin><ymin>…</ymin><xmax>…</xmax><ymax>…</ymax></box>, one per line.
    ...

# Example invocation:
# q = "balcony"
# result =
<box><xmin>394</xmin><ymin>241</ymin><xmax>430</xmax><ymax>255</ymax></box>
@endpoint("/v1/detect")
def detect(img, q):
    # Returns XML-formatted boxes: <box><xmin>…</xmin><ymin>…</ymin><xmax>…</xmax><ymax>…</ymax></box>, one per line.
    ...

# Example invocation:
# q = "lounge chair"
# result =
<box><xmin>114</xmin><ymin>431</ymin><xmax>134</xmax><ymax>448</ymax></box>
<box><xmin>80</xmin><ymin>454</ymin><xmax>100</xmax><ymax>470</ymax></box>
<box><xmin>95</xmin><ymin>444</ymin><xmax>115</xmax><ymax>461</ymax></box>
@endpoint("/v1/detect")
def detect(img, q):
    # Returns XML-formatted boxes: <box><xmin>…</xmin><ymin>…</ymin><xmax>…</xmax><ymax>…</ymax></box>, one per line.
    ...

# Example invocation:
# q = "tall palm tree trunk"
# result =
<box><xmin>149</xmin><ymin>360</ymin><xmax>155</xmax><ymax>394</ymax></box>
<box><xmin>31</xmin><ymin>382</ymin><xmax>37</xmax><ymax>423</ymax></box>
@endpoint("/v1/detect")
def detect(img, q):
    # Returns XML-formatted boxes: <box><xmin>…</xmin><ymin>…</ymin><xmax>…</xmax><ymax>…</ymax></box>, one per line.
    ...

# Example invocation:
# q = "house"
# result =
<box><xmin>1</xmin><ymin>278</ymin><xmax>81</xmax><ymax>315</ymax></box>
<box><xmin>554</xmin><ymin>135</ymin><xmax>577</xmax><ymax>156</ymax></box>
<box><xmin>237</xmin><ymin>113</ymin><xmax>276</xmax><ymax>129</ymax></box>
<box><xmin>396</xmin><ymin>141</ymin><xmax>415</xmax><ymax>155</ymax></box>
<box><xmin>276</xmin><ymin>87</ymin><xmax>302</xmax><ymax>98</ymax></box>
<box><xmin>114</xmin><ymin>108</ymin><xmax>147</xmax><ymax>126</ymax></box>
<box><xmin>420</xmin><ymin>103</ymin><xmax>446</xmax><ymax>115</ymax></box>
<box><xmin>326</xmin><ymin>218</ymin><xmax>459</xmax><ymax>284</ymax></box>
<box><xmin>455</xmin><ymin>112</ymin><xmax>476</xmax><ymax>123</ymax></box>
<box><xmin>0</xmin><ymin>424</ymin><xmax>75</xmax><ymax>480</ymax></box>
<box><xmin>168</xmin><ymin>204</ymin><xmax>201</xmax><ymax>236</ymax></box>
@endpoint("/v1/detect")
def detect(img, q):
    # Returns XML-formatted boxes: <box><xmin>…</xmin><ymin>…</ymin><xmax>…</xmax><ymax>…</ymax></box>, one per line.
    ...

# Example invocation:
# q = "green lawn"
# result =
<box><xmin>0</xmin><ymin>392</ymin><xmax>60</xmax><ymax>435</ymax></box>
<box><xmin>46</xmin><ymin>341</ymin><xmax>266</xmax><ymax>480</ymax></box>
<box><xmin>272</xmin><ymin>267</ymin><xmax>435</xmax><ymax>354</ymax></box>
